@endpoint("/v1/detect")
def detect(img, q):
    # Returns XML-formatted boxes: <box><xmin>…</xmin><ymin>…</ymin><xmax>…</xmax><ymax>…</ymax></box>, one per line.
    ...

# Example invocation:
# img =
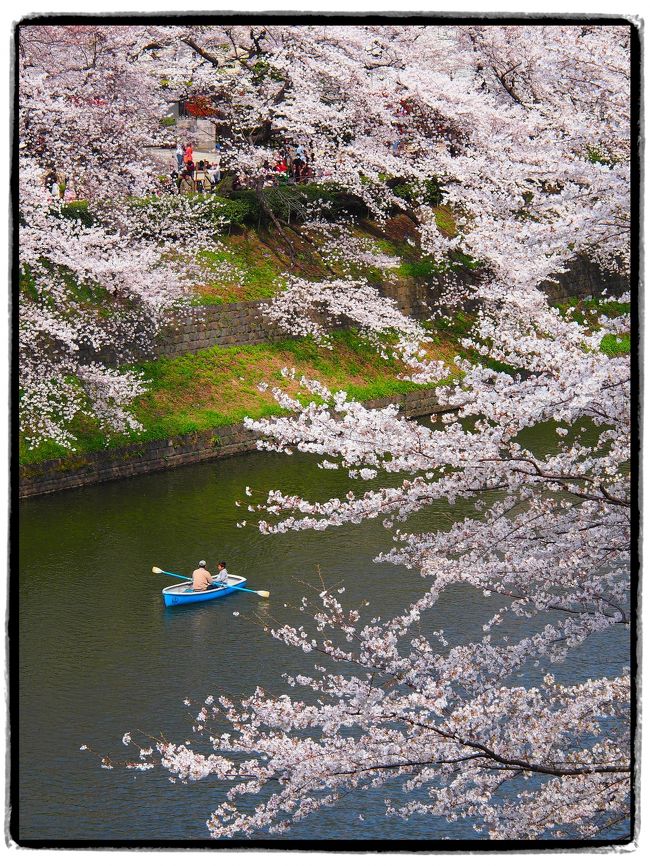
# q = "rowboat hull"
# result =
<box><xmin>162</xmin><ymin>575</ymin><xmax>247</xmax><ymax>607</ymax></box>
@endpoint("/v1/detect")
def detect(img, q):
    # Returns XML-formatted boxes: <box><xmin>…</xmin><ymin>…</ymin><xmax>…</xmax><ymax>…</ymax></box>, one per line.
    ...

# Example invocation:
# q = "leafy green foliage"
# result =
<box><xmin>398</xmin><ymin>258</ymin><xmax>447</xmax><ymax>279</ymax></box>
<box><xmin>60</xmin><ymin>200</ymin><xmax>95</xmax><ymax>227</ymax></box>
<box><xmin>391</xmin><ymin>178</ymin><xmax>442</xmax><ymax>206</ymax></box>
<box><xmin>449</xmin><ymin>250</ymin><xmax>480</xmax><ymax>270</ymax></box>
<box><xmin>128</xmin><ymin>193</ymin><xmax>252</xmax><ymax>228</ymax></box>
<box><xmin>230</xmin><ymin>182</ymin><xmax>359</xmax><ymax>225</ymax></box>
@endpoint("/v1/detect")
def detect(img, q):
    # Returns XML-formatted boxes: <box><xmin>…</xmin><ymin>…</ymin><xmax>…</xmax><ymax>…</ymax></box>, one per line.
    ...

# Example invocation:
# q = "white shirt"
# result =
<box><xmin>216</xmin><ymin>567</ymin><xmax>228</xmax><ymax>583</ymax></box>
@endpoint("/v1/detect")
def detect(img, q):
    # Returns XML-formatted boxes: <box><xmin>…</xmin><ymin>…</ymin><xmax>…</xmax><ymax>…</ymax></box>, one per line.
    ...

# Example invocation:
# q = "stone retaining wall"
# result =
<box><xmin>80</xmin><ymin>299</ymin><xmax>288</xmax><ymax>366</ymax></box>
<box><xmin>540</xmin><ymin>255</ymin><xmax>629</xmax><ymax>304</ymax></box>
<box><xmin>154</xmin><ymin>255</ymin><xmax>628</xmax><ymax>360</ymax></box>
<box><xmin>155</xmin><ymin>300</ymin><xmax>286</xmax><ymax>359</ymax></box>
<box><xmin>19</xmin><ymin>388</ymin><xmax>444</xmax><ymax>499</ymax></box>
<box><xmin>81</xmin><ymin>254</ymin><xmax>628</xmax><ymax>367</ymax></box>
<box><xmin>418</xmin><ymin>255</ymin><xmax>628</xmax><ymax>316</ymax></box>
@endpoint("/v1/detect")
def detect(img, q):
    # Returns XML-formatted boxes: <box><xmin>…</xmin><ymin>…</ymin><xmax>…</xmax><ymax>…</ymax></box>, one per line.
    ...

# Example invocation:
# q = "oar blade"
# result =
<box><xmin>256</xmin><ymin>590</ymin><xmax>270</xmax><ymax>598</ymax></box>
<box><xmin>152</xmin><ymin>566</ymin><xmax>163</xmax><ymax>574</ymax></box>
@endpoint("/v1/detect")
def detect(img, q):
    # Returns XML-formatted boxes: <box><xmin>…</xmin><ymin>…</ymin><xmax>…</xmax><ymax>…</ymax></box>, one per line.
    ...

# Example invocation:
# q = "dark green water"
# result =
<box><xmin>17</xmin><ymin>424</ymin><xmax>629</xmax><ymax>843</ymax></box>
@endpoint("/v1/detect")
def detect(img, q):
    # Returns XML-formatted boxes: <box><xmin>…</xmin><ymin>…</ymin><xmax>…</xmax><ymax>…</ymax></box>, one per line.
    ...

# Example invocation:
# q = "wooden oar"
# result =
<box><xmin>151</xmin><ymin>567</ymin><xmax>269</xmax><ymax>598</ymax></box>
<box><xmin>152</xmin><ymin>566</ymin><xmax>190</xmax><ymax>582</ymax></box>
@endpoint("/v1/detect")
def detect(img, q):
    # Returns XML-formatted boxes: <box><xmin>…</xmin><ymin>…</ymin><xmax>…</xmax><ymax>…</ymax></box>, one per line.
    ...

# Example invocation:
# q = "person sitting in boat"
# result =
<box><xmin>192</xmin><ymin>560</ymin><xmax>213</xmax><ymax>591</ymax></box>
<box><xmin>214</xmin><ymin>561</ymin><xmax>228</xmax><ymax>585</ymax></box>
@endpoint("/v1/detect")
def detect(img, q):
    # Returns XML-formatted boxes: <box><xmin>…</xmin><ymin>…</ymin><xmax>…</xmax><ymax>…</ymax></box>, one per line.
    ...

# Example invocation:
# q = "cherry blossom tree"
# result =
<box><xmin>19</xmin><ymin>19</ymin><xmax>633</xmax><ymax>842</ymax></box>
<box><xmin>18</xmin><ymin>25</ymin><xmax>236</xmax><ymax>449</ymax></box>
<box><xmin>94</xmin><ymin>23</ymin><xmax>633</xmax><ymax>841</ymax></box>
<box><xmin>153</xmin><ymin>23</ymin><xmax>630</xmax><ymax>350</ymax></box>
<box><xmin>20</xmin><ymin>22</ymin><xmax>632</xmax><ymax>448</ymax></box>
<box><xmin>167</xmin><ymin>23</ymin><xmax>630</xmax><ymax>278</ymax></box>
<box><xmin>111</xmin><ymin>279</ymin><xmax>631</xmax><ymax>840</ymax></box>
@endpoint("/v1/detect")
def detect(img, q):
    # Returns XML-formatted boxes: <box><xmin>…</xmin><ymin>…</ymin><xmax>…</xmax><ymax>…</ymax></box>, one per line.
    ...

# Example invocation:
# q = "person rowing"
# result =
<box><xmin>192</xmin><ymin>560</ymin><xmax>213</xmax><ymax>591</ymax></box>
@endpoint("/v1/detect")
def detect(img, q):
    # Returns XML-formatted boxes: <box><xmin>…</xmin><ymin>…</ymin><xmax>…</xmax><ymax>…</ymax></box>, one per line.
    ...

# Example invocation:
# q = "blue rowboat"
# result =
<box><xmin>162</xmin><ymin>574</ymin><xmax>247</xmax><ymax>608</ymax></box>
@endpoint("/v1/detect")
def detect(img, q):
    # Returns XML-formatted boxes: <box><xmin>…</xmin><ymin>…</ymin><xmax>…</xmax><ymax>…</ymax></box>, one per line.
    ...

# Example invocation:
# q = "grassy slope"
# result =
<box><xmin>191</xmin><ymin>220</ymin><xmax>403</xmax><ymax>305</ymax></box>
<box><xmin>553</xmin><ymin>297</ymin><xmax>631</xmax><ymax>356</ymax></box>
<box><xmin>21</xmin><ymin>210</ymin><xmax>467</xmax><ymax>466</ymax></box>
<box><xmin>21</xmin><ymin>330</ymin><xmax>461</xmax><ymax>465</ymax></box>
<box><xmin>22</xmin><ymin>199</ymin><xmax>626</xmax><ymax>467</ymax></box>
<box><xmin>189</xmin><ymin>210</ymin><xmax>473</xmax><ymax>307</ymax></box>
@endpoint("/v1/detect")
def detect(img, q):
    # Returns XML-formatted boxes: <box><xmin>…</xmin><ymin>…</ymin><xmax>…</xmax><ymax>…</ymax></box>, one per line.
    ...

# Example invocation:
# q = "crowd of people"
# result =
<box><xmin>170</xmin><ymin>142</ymin><xmax>222</xmax><ymax>193</ymax></box>
<box><xmin>267</xmin><ymin>142</ymin><xmax>314</xmax><ymax>183</ymax></box>
<box><xmin>42</xmin><ymin>140</ymin><xmax>320</xmax><ymax>201</ymax></box>
<box><xmin>170</xmin><ymin>140</ymin><xmax>317</xmax><ymax>194</ymax></box>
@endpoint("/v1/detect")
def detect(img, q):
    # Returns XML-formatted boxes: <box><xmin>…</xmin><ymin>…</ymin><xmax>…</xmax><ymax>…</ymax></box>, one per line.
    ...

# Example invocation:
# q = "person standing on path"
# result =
<box><xmin>192</xmin><ymin>560</ymin><xmax>213</xmax><ymax>591</ymax></box>
<box><xmin>175</xmin><ymin>142</ymin><xmax>184</xmax><ymax>171</ymax></box>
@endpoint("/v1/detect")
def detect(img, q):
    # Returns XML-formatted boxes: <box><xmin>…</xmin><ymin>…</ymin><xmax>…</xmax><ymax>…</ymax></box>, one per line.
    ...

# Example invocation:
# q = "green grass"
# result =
<box><xmin>433</xmin><ymin>205</ymin><xmax>457</xmax><ymax>237</ymax></box>
<box><xmin>555</xmin><ymin>297</ymin><xmax>630</xmax><ymax>355</ymax></box>
<box><xmin>398</xmin><ymin>258</ymin><xmax>447</xmax><ymax>279</ymax></box>
<box><xmin>20</xmin><ymin>330</ymin><xmax>454</xmax><ymax>466</ymax></box>
<box><xmin>192</xmin><ymin>237</ymin><xmax>286</xmax><ymax>304</ymax></box>
<box><xmin>600</xmin><ymin>333</ymin><xmax>630</xmax><ymax>356</ymax></box>
<box><xmin>583</xmin><ymin>298</ymin><xmax>630</xmax><ymax>317</ymax></box>
<box><xmin>20</xmin><ymin>261</ymin><xmax>117</xmax><ymax>316</ymax></box>
<box><xmin>432</xmin><ymin>311</ymin><xmax>475</xmax><ymax>338</ymax></box>
<box><xmin>373</xmin><ymin>236</ymin><xmax>413</xmax><ymax>260</ymax></box>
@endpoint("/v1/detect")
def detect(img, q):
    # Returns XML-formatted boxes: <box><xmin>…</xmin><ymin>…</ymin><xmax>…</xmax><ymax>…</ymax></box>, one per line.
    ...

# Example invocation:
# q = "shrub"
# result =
<box><xmin>128</xmin><ymin>193</ymin><xmax>253</xmax><ymax>228</ymax></box>
<box><xmin>60</xmin><ymin>200</ymin><xmax>95</xmax><ymax>227</ymax></box>
<box><xmin>230</xmin><ymin>189</ymin><xmax>263</xmax><ymax>222</ymax></box>
<box><xmin>295</xmin><ymin>182</ymin><xmax>362</xmax><ymax>216</ymax></box>
<box><xmin>230</xmin><ymin>182</ymin><xmax>361</xmax><ymax>225</ymax></box>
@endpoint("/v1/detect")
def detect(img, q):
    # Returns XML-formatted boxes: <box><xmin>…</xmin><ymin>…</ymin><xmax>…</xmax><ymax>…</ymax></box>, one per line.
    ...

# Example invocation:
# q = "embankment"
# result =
<box><xmin>21</xmin><ymin>207</ymin><xmax>629</xmax><ymax>499</ymax></box>
<box><xmin>19</xmin><ymin>387</ymin><xmax>443</xmax><ymax>498</ymax></box>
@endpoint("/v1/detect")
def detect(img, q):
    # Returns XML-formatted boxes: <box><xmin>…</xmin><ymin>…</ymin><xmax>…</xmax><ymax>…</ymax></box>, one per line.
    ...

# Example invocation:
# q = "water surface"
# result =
<box><xmin>17</xmin><ymin>423</ymin><xmax>629</xmax><ymax>843</ymax></box>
